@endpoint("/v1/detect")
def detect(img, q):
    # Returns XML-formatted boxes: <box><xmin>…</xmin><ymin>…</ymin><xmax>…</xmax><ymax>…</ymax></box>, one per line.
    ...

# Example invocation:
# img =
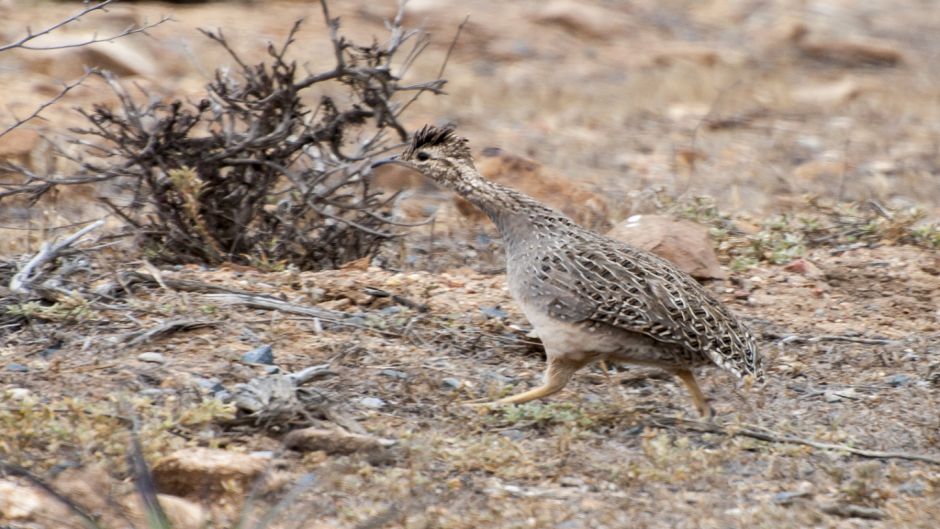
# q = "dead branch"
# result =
<box><xmin>9</xmin><ymin>219</ymin><xmax>104</xmax><ymax>294</ymax></box>
<box><xmin>647</xmin><ymin>415</ymin><xmax>940</xmax><ymax>465</ymax></box>
<box><xmin>778</xmin><ymin>334</ymin><xmax>903</xmax><ymax>346</ymax></box>
<box><xmin>0</xmin><ymin>0</ymin><xmax>170</xmax><ymax>53</ymax></box>
<box><xmin>122</xmin><ymin>318</ymin><xmax>218</xmax><ymax>346</ymax></box>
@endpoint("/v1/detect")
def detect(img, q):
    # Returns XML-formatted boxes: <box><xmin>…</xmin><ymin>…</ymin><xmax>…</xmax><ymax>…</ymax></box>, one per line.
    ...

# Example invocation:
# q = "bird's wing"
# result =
<box><xmin>532</xmin><ymin>242</ymin><xmax>762</xmax><ymax>380</ymax></box>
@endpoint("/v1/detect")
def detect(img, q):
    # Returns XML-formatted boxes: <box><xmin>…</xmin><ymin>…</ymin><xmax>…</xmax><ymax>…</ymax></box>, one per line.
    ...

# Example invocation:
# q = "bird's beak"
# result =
<box><xmin>370</xmin><ymin>155</ymin><xmax>401</xmax><ymax>169</ymax></box>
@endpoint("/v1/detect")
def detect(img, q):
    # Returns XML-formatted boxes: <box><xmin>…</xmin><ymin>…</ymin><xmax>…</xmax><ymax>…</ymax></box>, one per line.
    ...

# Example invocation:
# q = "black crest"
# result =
<box><xmin>408</xmin><ymin>124</ymin><xmax>459</xmax><ymax>154</ymax></box>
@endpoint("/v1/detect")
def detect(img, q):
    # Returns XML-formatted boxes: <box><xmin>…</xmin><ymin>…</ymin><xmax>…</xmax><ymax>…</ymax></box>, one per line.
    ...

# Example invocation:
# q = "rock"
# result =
<box><xmin>782</xmin><ymin>258</ymin><xmax>824</xmax><ymax>279</ymax></box>
<box><xmin>242</xmin><ymin>344</ymin><xmax>274</xmax><ymax>365</ymax></box>
<box><xmin>441</xmin><ymin>377</ymin><xmax>461</xmax><ymax>390</ymax></box>
<box><xmin>606</xmin><ymin>215</ymin><xmax>726</xmax><ymax>280</ymax></box>
<box><xmin>797</xmin><ymin>36</ymin><xmax>905</xmax><ymax>67</ymax></box>
<box><xmin>22</xmin><ymin>34</ymin><xmax>162</xmax><ymax>78</ymax></box>
<box><xmin>379</xmin><ymin>369</ymin><xmax>409</xmax><ymax>380</ymax></box>
<box><xmin>0</xmin><ymin>479</ymin><xmax>43</xmax><ymax>520</ymax></box>
<box><xmin>650</xmin><ymin>43</ymin><xmax>747</xmax><ymax>67</ymax></box>
<box><xmin>473</xmin><ymin>147</ymin><xmax>610</xmax><ymax>231</ymax></box>
<box><xmin>151</xmin><ymin>448</ymin><xmax>271</xmax><ymax>498</ymax></box>
<box><xmin>6</xmin><ymin>363</ymin><xmax>28</xmax><ymax>373</ymax></box>
<box><xmin>358</xmin><ymin>397</ymin><xmax>386</xmax><ymax>409</ymax></box>
<box><xmin>791</xmin><ymin>78</ymin><xmax>862</xmax><ymax>106</ymax></box>
<box><xmin>885</xmin><ymin>374</ymin><xmax>912</xmax><ymax>387</ymax></box>
<box><xmin>123</xmin><ymin>493</ymin><xmax>208</xmax><ymax>529</ymax></box>
<box><xmin>283</xmin><ymin>426</ymin><xmax>396</xmax><ymax>460</ymax></box>
<box><xmin>5</xmin><ymin>387</ymin><xmax>31</xmax><ymax>400</ymax></box>
<box><xmin>534</xmin><ymin>1</ymin><xmax>626</xmax><ymax>40</ymax></box>
<box><xmin>479</xmin><ymin>306</ymin><xmax>509</xmax><ymax>320</ymax></box>
<box><xmin>897</xmin><ymin>480</ymin><xmax>926</xmax><ymax>496</ymax></box>
<box><xmin>0</xmin><ymin>128</ymin><xmax>42</xmax><ymax>166</ymax></box>
<box><xmin>137</xmin><ymin>352</ymin><xmax>166</xmax><ymax>364</ymax></box>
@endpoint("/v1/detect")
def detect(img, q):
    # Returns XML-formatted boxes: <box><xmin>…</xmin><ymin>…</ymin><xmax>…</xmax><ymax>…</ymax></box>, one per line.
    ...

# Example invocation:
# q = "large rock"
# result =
<box><xmin>151</xmin><ymin>447</ymin><xmax>271</xmax><ymax>498</ymax></box>
<box><xmin>606</xmin><ymin>214</ymin><xmax>725</xmax><ymax>280</ymax></box>
<box><xmin>534</xmin><ymin>1</ymin><xmax>628</xmax><ymax>40</ymax></box>
<box><xmin>472</xmin><ymin>147</ymin><xmax>610</xmax><ymax>231</ymax></box>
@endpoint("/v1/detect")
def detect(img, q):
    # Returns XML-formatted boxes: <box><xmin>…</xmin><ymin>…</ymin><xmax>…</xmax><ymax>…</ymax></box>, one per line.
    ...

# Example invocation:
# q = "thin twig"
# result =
<box><xmin>648</xmin><ymin>415</ymin><xmax>940</xmax><ymax>465</ymax></box>
<box><xmin>0</xmin><ymin>70</ymin><xmax>96</xmax><ymax>139</ymax></box>
<box><xmin>1</xmin><ymin>0</ymin><xmax>170</xmax><ymax>52</ymax></box>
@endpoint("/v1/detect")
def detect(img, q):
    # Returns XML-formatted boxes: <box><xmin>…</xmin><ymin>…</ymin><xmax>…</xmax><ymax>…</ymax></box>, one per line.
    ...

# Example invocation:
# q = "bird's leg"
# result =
<box><xmin>672</xmin><ymin>368</ymin><xmax>714</xmax><ymax>418</ymax></box>
<box><xmin>467</xmin><ymin>356</ymin><xmax>587</xmax><ymax>407</ymax></box>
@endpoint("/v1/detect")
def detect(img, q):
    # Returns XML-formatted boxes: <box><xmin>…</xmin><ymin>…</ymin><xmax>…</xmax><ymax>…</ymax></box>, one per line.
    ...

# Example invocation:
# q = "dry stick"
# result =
<box><xmin>779</xmin><ymin>334</ymin><xmax>902</xmax><ymax>346</ymax></box>
<box><xmin>123</xmin><ymin>319</ymin><xmax>219</xmax><ymax>346</ymax></box>
<box><xmin>9</xmin><ymin>219</ymin><xmax>105</xmax><ymax>294</ymax></box>
<box><xmin>648</xmin><ymin>415</ymin><xmax>940</xmax><ymax>465</ymax></box>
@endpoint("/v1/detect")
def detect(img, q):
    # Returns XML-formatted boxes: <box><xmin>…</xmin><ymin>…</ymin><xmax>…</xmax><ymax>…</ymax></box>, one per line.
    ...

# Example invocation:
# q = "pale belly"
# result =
<box><xmin>519</xmin><ymin>303</ymin><xmax>708</xmax><ymax>369</ymax></box>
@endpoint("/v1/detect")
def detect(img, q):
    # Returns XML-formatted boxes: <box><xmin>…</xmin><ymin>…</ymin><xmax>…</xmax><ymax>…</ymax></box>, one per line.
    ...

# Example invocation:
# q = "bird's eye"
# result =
<box><xmin>415</xmin><ymin>151</ymin><xmax>430</xmax><ymax>161</ymax></box>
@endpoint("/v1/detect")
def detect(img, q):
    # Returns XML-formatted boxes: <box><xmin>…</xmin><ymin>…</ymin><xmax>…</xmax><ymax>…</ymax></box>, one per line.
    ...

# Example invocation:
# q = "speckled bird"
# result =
<box><xmin>376</xmin><ymin>125</ymin><xmax>764</xmax><ymax>416</ymax></box>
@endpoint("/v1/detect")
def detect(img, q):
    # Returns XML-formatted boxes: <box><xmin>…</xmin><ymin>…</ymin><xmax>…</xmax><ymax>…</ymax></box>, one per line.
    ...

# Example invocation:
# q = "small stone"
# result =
<box><xmin>479</xmin><ymin>306</ymin><xmax>509</xmax><ymax>319</ymax></box>
<box><xmin>441</xmin><ymin>377</ymin><xmax>461</xmax><ymax>390</ymax></box>
<box><xmin>194</xmin><ymin>377</ymin><xmax>226</xmax><ymax>394</ymax></box>
<box><xmin>897</xmin><ymin>480</ymin><xmax>925</xmax><ymax>496</ymax></box>
<box><xmin>886</xmin><ymin>374</ymin><xmax>912</xmax><ymax>387</ymax></box>
<box><xmin>137</xmin><ymin>352</ymin><xmax>166</xmax><ymax>364</ymax></box>
<box><xmin>6</xmin><ymin>363</ymin><xmax>29</xmax><ymax>373</ymax></box>
<box><xmin>242</xmin><ymin>345</ymin><xmax>274</xmax><ymax>365</ymax></box>
<box><xmin>6</xmin><ymin>387</ymin><xmax>31</xmax><ymax>400</ymax></box>
<box><xmin>263</xmin><ymin>365</ymin><xmax>280</xmax><ymax>374</ymax></box>
<box><xmin>379</xmin><ymin>369</ymin><xmax>409</xmax><ymax>380</ymax></box>
<box><xmin>358</xmin><ymin>397</ymin><xmax>386</xmax><ymax>409</ymax></box>
<box><xmin>139</xmin><ymin>389</ymin><xmax>169</xmax><ymax>398</ymax></box>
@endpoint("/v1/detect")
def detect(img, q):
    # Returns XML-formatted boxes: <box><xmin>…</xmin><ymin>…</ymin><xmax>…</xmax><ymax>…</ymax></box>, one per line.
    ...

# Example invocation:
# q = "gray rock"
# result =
<box><xmin>479</xmin><ymin>306</ymin><xmax>509</xmax><ymax>319</ymax></box>
<box><xmin>441</xmin><ymin>377</ymin><xmax>461</xmax><ymax>389</ymax></box>
<box><xmin>898</xmin><ymin>480</ymin><xmax>925</xmax><ymax>496</ymax></box>
<box><xmin>137</xmin><ymin>352</ymin><xmax>166</xmax><ymax>364</ymax></box>
<box><xmin>379</xmin><ymin>369</ymin><xmax>409</xmax><ymax>380</ymax></box>
<box><xmin>6</xmin><ymin>363</ymin><xmax>28</xmax><ymax>373</ymax></box>
<box><xmin>242</xmin><ymin>345</ymin><xmax>274</xmax><ymax>365</ymax></box>
<box><xmin>886</xmin><ymin>374</ymin><xmax>912</xmax><ymax>387</ymax></box>
<box><xmin>358</xmin><ymin>397</ymin><xmax>386</xmax><ymax>409</ymax></box>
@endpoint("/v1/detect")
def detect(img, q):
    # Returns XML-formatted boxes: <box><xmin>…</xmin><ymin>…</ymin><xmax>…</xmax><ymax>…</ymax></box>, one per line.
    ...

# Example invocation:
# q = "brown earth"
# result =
<box><xmin>1</xmin><ymin>1</ymin><xmax>939</xmax><ymax>528</ymax></box>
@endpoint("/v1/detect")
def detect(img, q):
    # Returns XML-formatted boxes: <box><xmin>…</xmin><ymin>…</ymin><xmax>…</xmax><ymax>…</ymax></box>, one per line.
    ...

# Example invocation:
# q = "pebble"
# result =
<box><xmin>242</xmin><ymin>345</ymin><xmax>274</xmax><ymax>365</ymax></box>
<box><xmin>6</xmin><ymin>387</ymin><xmax>31</xmax><ymax>400</ymax></box>
<box><xmin>194</xmin><ymin>377</ymin><xmax>226</xmax><ymax>394</ymax></box>
<box><xmin>898</xmin><ymin>480</ymin><xmax>925</xmax><ymax>496</ymax></box>
<box><xmin>137</xmin><ymin>352</ymin><xmax>166</xmax><ymax>364</ymax></box>
<box><xmin>479</xmin><ymin>306</ymin><xmax>509</xmax><ymax>320</ymax></box>
<box><xmin>886</xmin><ymin>374</ymin><xmax>912</xmax><ymax>387</ymax></box>
<box><xmin>441</xmin><ymin>377</ymin><xmax>461</xmax><ymax>389</ymax></box>
<box><xmin>358</xmin><ymin>397</ymin><xmax>386</xmax><ymax>409</ymax></box>
<box><xmin>379</xmin><ymin>369</ymin><xmax>409</xmax><ymax>380</ymax></box>
<box><xmin>6</xmin><ymin>363</ymin><xmax>29</xmax><ymax>373</ymax></box>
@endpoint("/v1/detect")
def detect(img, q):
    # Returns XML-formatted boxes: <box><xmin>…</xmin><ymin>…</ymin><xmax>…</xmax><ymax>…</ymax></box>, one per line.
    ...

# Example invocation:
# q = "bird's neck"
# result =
<box><xmin>450</xmin><ymin>164</ymin><xmax>566</xmax><ymax>240</ymax></box>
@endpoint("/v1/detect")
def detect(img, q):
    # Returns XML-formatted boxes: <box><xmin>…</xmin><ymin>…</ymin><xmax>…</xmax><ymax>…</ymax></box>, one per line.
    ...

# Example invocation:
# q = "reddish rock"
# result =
<box><xmin>534</xmin><ymin>1</ymin><xmax>628</xmax><ymax>40</ymax></box>
<box><xmin>151</xmin><ymin>448</ymin><xmax>271</xmax><ymax>498</ymax></box>
<box><xmin>473</xmin><ymin>147</ymin><xmax>610</xmax><ymax>231</ymax></box>
<box><xmin>607</xmin><ymin>215</ymin><xmax>725</xmax><ymax>280</ymax></box>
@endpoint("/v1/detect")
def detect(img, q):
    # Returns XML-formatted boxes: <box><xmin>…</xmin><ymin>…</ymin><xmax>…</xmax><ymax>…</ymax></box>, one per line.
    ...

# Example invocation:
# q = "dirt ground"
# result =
<box><xmin>1</xmin><ymin>1</ymin><xmax>939</xmax><ymax>528</ymax></box>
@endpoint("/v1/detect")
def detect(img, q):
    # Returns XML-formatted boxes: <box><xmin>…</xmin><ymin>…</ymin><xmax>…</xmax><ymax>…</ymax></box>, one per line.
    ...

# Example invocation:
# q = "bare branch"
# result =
<box><xmin>0</xmin><ymin>0</ymin><xmax>171</xmax><ymax>53</ymax></box>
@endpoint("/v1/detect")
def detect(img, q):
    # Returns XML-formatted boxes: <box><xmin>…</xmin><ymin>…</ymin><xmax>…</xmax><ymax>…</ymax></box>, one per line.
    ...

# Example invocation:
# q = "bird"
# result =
<box><xmin>374</xmin><ymin>125</ymin><xmax>764</xmax><ymax>417</ymax></box>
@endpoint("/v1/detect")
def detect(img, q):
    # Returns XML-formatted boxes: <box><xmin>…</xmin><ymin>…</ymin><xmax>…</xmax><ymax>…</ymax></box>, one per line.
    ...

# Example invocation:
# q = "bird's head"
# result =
<box><xmin>372</xmin><ymin>125</ymin><xmax>476</xmax><ymax>188</ymax></box>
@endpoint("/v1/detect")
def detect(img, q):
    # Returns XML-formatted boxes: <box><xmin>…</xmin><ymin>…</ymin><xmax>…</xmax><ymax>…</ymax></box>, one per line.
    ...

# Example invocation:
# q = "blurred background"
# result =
<box><xmin>2</xmin><ymin>0</ymin><xmax>939</xmax><ymax>252</ymax></box>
